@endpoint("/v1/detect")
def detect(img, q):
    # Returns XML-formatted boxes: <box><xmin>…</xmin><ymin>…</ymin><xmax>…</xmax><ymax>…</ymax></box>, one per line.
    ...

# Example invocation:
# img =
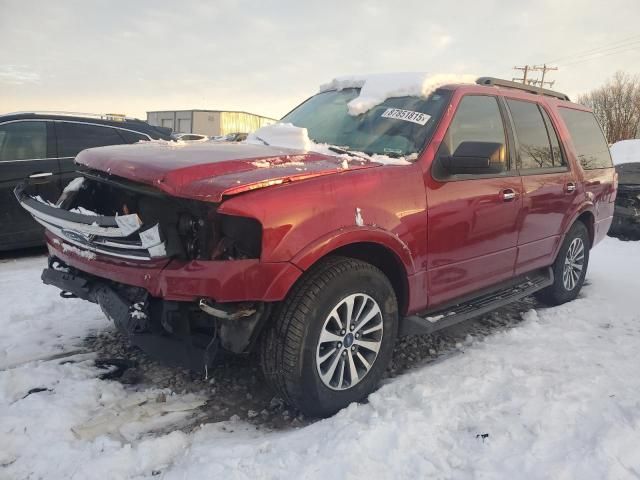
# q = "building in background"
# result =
<box><xmin>146</xmin><ymin>110</ymin><xmax>277</xmax><ymax>136</ymax></box>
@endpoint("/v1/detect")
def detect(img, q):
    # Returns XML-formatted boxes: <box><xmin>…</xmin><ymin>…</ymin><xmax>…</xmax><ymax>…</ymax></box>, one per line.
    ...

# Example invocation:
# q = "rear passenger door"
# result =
<box><xmin>426</xmin><ymin>95</ymin><xmax>523</xmax><ymax>307</ymax></box>
<box><xmin>54</xmin><ymin>121</ymin><xmax>128</xmax><ymax>186</ymax></box>
<box><xmin>505</xmin><ymin>99</ymin><xmax>577</xmax><ymax>275</ymax></box>
<box><xmin>0</xmin><ymin>120</ymin><xmax>61</xmax><ymax>248</ymax></box>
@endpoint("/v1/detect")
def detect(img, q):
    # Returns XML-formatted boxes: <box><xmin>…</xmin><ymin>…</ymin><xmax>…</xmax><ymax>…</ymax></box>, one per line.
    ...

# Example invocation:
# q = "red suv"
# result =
<box><xmin>17</xmin><ymin>76</ymin><xmax>616</xmax><ymax>417</ymax></box>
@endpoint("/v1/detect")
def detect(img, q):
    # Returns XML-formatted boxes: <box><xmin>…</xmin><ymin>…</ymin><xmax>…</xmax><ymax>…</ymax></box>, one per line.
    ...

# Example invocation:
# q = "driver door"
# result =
<box><xmin>425</xmin><ymin>95</ymin><xmax>523</xmax><ymax>307</ymax></box>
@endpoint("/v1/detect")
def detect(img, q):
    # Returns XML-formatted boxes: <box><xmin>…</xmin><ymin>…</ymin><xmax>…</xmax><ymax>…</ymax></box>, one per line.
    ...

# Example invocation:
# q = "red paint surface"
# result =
<box><xmin>50</xmin><ymin>83</ymin><xmax>616</xmax><ymax>315</ymax></box>
<box><xmin>76</xmin><ymin>142</ymin><xmax>377</xmax><ymax>202</ymax></box>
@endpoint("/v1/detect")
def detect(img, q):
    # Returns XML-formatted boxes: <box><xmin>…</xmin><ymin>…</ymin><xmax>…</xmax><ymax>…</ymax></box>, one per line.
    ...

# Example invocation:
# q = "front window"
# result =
<box><xmin>281</xmin><ymin>88</ymin><xmax>451</xmax><ymax>158</ymax></box>
<box><xmin>0</xmin><ymin>121</ymin><xmax>47</xmax><ymax>161</ymax></box>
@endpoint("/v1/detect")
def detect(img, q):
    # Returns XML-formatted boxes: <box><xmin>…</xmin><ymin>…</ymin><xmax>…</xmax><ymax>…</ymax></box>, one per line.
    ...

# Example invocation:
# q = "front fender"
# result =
<box><xmin>290</xmin><ymin>226</ymin><xmax>416</xmax><ymax>274</ymax></box>
<box><xmin>217</xmin><ymin>164</ymin><xmax>428</xmax><ymax>273</ymax></box>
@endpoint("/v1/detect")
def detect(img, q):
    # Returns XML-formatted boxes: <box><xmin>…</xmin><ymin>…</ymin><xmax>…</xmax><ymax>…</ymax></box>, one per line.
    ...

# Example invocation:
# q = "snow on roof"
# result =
<box><xmin>319</xmin><ymin>72</ymin><xmax>477</xmax><ymax>115</ymax></box>
<box><xmin>610</xmin><ymin>139</ymin><xmax>640</xmax><ymax>165</ymax></box>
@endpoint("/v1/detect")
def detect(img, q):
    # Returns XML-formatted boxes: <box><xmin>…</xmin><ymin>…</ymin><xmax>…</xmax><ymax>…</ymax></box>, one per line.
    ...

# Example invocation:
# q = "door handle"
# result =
<box><xmin>29</xmin><ymin>172</ymin><xmax>53</xmax><ymax>179</ymax></box>
<box><xmin>501</xmin><ymin>189</ymin><xmax>517</xmax><ymax>202</ymax></box>
<box><xmin>565</xmin><ymin>182</ymin><xmax>576</xmax><ymax>193</ymax></box>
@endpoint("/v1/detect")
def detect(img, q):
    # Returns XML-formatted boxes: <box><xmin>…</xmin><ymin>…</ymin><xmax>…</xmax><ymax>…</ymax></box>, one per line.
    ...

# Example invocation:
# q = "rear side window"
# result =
<box><xmin>506</xmin><ymin>99</ymin><xmax>559</xmax><ymax>170</ymax></box>
<box><xmin>56</xmin><ymin>122</ymin><xmax>125</xmax><ymax>157</ymax></box>
<box><xmin>559</xmin><ymin>108</ymin><xmax>612</xmax><ymax>169</ymax></box>
<box><xmin>0</xmin><ymin>121</ymin><xmax>47</xmax><ymax>161</ymax></box>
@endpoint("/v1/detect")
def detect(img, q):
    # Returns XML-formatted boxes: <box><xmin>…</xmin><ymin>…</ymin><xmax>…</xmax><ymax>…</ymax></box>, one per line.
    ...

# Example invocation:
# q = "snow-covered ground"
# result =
<box><xmin>1</xmin><ymin>238</ymin><xmax>640</xmax><ymax>479</ymax></box>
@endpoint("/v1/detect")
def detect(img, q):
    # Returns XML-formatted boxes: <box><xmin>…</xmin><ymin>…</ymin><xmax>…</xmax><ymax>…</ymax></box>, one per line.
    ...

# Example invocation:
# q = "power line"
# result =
<box><xmin>559</xmin><ymin>44</ymin><xmax>640</xmax><ymax>67</ymax></box>
<box><xmin>546</xmin><ymin>33</ymin><xmax>640</xmax><ymax>64</ymax></box>
<box><xmin>557</xmin><ymin>39</ymin><xmax>640</xmax><ymax>66</ymax></box>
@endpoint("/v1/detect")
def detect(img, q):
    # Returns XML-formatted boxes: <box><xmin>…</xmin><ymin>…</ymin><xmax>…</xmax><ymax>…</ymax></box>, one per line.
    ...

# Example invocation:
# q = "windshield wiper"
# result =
<box><xmin>253</xmin><ymin>136</ymin><xmax>270</xmax><ymax>146</ymax></box>
<box><xmin>327</xmin><ymin>146</ymin><xmax>371</xmax><ymax>162</ymax></box>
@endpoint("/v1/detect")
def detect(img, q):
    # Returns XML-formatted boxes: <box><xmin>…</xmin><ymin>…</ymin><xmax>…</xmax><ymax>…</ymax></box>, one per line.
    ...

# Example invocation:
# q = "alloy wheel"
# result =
<box><xmin>315</xmin><ymin>293</ymin><xmax>384</xmax><ymax>391</ymax></box>
<box><xmin>563</xmin><ymin>237</ymin><xmax>585</xmax><ymax>291</ymax></box>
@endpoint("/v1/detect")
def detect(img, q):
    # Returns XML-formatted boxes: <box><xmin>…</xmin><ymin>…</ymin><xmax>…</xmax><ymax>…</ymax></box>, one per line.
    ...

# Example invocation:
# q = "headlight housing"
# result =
<box><xmin>211</xmin><ymin>215</ymin><xmax>262</xmax><ymax>260</ymax></box>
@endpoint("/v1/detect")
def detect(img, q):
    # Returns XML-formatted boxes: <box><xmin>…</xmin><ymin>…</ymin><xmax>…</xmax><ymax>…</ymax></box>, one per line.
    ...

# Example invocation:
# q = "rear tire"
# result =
<box><xmin>259</xmin><ymin>256</ymin><xmax>398</xmax><ymax>418</ymax></box>
<box><xmin>535</xmin><ymin>221</ymin><xmax>590</xmax><ymax>306</ymax></box>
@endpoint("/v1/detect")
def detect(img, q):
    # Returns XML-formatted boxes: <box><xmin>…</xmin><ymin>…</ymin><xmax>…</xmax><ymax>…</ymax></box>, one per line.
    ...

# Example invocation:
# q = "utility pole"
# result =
<box><xmin>513</xmin><ymin>65</ymin><xmax>531</xmax><ymax>84</ymax></box>
<box><xmin>531</xmin><ymin>64</ymin><xmax>558</xmax><ymax>88</ymax></box>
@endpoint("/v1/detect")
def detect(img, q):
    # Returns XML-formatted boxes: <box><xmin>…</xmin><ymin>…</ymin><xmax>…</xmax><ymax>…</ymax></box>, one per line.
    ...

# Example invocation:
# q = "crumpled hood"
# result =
<box><xmin>75</xmin><ymin>141</ymin><xmax>378</xmax><ymax>202</ymax></box>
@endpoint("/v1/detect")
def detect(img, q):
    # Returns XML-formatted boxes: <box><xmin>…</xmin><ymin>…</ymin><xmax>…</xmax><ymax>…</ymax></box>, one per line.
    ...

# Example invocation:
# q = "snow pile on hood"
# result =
<box><xmin>610</xmin><ymin>139</ymin><xmax>640</xmax><ymax>165</ymax></box>
<box><xmin>246</xmin><ymin>122</ymin><xmax>313</xmax><ymax>151</ymax></box>
<box><xmin>320</xmin><ymin>72</ymin><xmax>477</xmax><ymax>115</ymax></box>
<box><xmin>246</xmin><ymin>123</ymin><xmax>411</xmax><ymax>166</ymax></box>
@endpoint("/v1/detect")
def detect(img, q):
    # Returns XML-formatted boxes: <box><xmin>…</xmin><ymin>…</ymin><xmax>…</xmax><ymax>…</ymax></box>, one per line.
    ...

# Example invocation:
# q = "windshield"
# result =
<box><xmin>281</xmin><ymin>88</ymin><xmax>450</xmax><ymax>158</ymax></box>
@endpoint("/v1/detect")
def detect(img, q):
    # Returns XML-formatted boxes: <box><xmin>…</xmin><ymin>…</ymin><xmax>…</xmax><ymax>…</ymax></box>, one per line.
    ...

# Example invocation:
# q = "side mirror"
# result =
<box><xmin>441</xmin><ymin>141</ymin><xmax>505</xmax><ymax>175</ymax></box>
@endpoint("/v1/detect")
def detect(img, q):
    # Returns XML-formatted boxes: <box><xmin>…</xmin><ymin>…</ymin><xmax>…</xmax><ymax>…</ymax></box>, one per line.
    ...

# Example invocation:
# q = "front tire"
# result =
<box><xmin>260</xmin><ymin>256</ymin><xmax>398</xmax><ymax>417</ymax></box>
<box><xmin>536</xmin><ymin>221</ymin><xmax>590</xmax><ymax>306</ymax></box>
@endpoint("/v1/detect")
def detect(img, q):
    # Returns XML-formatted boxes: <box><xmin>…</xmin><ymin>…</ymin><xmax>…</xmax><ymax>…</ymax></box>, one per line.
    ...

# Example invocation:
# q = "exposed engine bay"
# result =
<box><xmin>16</xmin><ymin>170</ymin><xmax>262</xmax><ymax>262</ymax></box>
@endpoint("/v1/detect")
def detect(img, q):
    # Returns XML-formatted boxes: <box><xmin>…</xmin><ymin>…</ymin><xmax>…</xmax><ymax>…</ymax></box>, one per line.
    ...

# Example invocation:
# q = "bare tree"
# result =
<box><xmin>577</xmin><ymin>71</ymin><xmax>640</xmax><ymax>144</ymax></box>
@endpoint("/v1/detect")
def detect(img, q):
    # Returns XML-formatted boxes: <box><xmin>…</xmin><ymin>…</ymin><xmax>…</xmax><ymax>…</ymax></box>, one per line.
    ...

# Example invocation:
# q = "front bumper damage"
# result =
<box><xmin>42</xmin><ymin>257</ymin><xmax>271</xmax><ymax>372</ymax></box>
<box><xmin>15</xmin><ymin>178</ymin><xmax>285</xmax><ymax>372</ymax></box>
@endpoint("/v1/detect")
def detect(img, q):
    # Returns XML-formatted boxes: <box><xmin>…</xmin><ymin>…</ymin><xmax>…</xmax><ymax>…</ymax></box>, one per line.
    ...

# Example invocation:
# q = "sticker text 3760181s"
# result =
<box><xmin>381</xmin><ymin>108</ymin><xmax>431</xmax><ymax>125</ymax></box>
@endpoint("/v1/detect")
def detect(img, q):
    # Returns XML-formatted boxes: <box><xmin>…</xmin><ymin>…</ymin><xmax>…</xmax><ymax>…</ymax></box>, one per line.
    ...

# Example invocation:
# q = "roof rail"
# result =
<box><xmin>3</xmin><ymin>111</ymin><xmax>141</xmax><ymax>122</ymax></box>
<box><xmin>476</xmin><ymin>77</ymin><xmax>570</xmax><ymax>101</ymax></box>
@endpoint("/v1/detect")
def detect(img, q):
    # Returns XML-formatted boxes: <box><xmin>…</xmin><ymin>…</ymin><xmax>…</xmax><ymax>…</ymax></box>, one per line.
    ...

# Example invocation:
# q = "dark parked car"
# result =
<box><xmin>0</xmin><ymin>112</ymin><xmax>172</xmax><ymax>250</ymax></box>
<box><xmin>173</xmin><ymin>133</ymin><xmax>210</xmax><ymax>141</ymax></box>
<box><xmin>17</xmin><ymin>77</ymin><xmax>616</xmax><ymax>417</ymax></box>
<box><xmin>608</xmin><ymin>140</ymin><xmax>640</xmax><ymax>239</ymax></box>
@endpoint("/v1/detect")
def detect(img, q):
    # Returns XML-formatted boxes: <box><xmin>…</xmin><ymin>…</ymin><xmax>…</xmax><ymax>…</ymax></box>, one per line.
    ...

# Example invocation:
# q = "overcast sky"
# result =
<box><xmin>1</xmin><ymin>0</ymin><xmax>639</xmax><ymax>120</ymax></box>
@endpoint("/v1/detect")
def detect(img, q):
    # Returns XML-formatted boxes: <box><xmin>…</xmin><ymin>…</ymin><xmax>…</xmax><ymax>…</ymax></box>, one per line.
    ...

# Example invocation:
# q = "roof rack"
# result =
<box><xmin>476</xmin><ymin>77</ymin><xmax>570</xmax><ymax>101</ymax></box>
<box><xmin>4</xmin><ymin>111</ymin><xmax>141</xmax><ymax>122</ymax></box>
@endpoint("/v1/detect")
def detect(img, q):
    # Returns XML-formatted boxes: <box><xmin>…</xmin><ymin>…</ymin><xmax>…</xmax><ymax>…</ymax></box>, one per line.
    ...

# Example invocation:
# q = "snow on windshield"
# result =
<box><xmin>610</xmin><ymin>139</ymin><xmax>640</xmax><ymax>165</ymax></box>
<box><xmin>320</xmin><ymin>72</ymin><xmax>476</xmax><ymax>115</ymax></box>
<box><xmin>245</xmin><ymin>123</ymin><xmax>411</xmax><ymax>166</ymax></box>
<box><xmin>247</xmin><ymin>122</ymin><xmax>313</xmax><ymax>151</ymax></box>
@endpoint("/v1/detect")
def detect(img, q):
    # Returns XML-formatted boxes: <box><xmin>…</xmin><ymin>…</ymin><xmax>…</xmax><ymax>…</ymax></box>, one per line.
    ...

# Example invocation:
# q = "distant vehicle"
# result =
<box><xmin>173</xmin><ymin>133</ymin><xmax>210</xmax><ymax>141</ymax></box>
<box><xmin>609</xmin><ymin>139</ymin><xmax>640</xmax><ymax>239</ymax></box>
<box><xmin>17</xmin><ymin>76</ymin><xmax>616</xmax><ymax>417</ymax></box>
<box><xmin>0</xmin><ymin>111</ymin><xmax>172</xmax><ymax>250</ymax></box>
<box><xmin>211</xmin><ymin>132</ymin><xmax>248</xmax><ymax>142</ymax></box>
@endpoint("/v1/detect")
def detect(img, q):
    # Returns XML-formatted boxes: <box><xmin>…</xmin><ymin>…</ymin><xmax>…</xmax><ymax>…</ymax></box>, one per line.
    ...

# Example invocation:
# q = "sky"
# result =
<box><xmin>1</xmin><ymin>0</ymin><xmax>639</xmax><ymax>121</ymax></box>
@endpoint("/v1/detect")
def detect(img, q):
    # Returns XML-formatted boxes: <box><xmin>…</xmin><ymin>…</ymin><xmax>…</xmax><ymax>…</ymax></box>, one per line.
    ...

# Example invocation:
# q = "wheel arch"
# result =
<box><xmin>552</xmin><ymin>206</ymin><xmax>595</xmax><ymax>262</ymax></box>
<box><xmin>575</xmin><ymin>210</ymin><xmax>595</xmax><ymax>248</ymax></box>
<box><xmin>290</xmin><ymin>229</ymin><xmax>415</xmax><ymax>315</ymax></box>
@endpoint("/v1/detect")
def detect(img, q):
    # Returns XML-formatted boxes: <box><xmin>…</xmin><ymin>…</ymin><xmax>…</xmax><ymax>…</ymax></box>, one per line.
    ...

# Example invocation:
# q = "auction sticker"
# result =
<box><xmin>381</xmin><ymin>108</ymin><xmax>431</xmax><ymax>125</ymax></box>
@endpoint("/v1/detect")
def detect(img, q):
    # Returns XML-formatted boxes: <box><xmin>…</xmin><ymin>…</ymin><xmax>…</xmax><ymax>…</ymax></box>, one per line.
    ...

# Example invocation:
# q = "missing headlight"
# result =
<box><xmin>211</xmin><ymin>215</ymin><xmax>262</xmax><ymax>260</ymax></box>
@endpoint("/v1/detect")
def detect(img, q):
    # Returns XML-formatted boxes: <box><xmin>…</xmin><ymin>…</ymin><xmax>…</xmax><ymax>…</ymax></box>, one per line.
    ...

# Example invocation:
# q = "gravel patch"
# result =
<box><xmin>85</xmin><ymin>295</ymin><xmax>541</xmax><ymax>431</ymax></box>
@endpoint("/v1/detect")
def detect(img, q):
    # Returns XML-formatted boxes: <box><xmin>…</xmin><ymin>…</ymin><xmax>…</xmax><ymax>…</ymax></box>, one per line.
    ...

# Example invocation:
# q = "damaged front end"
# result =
<box><xmin>609</xmin><ymin>163</ymin><xmax>640</xmax><ymax>240</ymax></box>
<box><xmin>15</xmin><ymin>172</ymin><xmax>273</xmax><ymax>373</ymax></box>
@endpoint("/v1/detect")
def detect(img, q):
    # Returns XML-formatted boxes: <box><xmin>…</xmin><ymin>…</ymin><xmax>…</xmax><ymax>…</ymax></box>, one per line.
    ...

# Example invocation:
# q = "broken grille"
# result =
<box><xmin>15</xmin><ymin>183</ymin><xmax>166</xmax><ymax>261</ymax></box>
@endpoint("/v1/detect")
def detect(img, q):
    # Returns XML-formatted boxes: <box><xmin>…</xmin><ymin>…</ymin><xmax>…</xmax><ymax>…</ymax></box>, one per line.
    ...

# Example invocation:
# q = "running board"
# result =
<box><xmin>399</xmin><ymin>267</ymin><xmax>553</xmax><ymax>337</ymax></box>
